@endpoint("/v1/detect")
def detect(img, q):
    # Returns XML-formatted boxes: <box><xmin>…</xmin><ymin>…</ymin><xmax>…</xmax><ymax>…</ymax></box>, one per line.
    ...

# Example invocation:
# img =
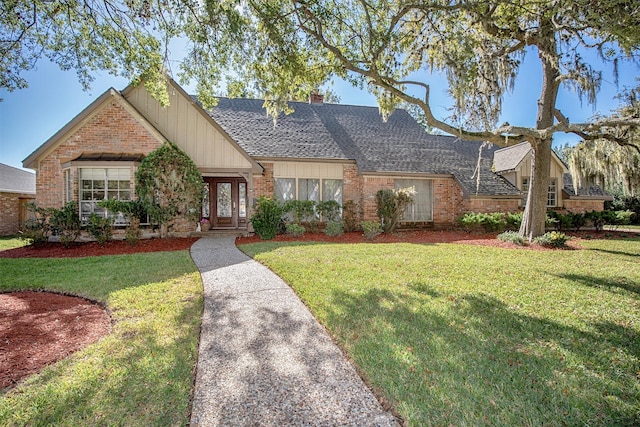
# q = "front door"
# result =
<box><xmin>206</xmin><ymin>178</ymin><xmax>248</xmax><ymax>229</ymax></box>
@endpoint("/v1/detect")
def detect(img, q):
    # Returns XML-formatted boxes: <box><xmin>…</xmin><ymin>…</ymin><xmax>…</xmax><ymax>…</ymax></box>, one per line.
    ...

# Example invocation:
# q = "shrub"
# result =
<box><xmin>567</xmin><ymin>212</ymin><xmax>587</xmax><ymax>231</ymax></box>
<box><xmin>124</xmin><ymin>226</ymin><xmax>142</xmax><ymax>246</ymax></box>
<box><xmin>316</xmin><ymin>200</ymin><xmax>341</xmax><ymax>222</ymax></box>
<box><xmin>324</xmin><ymin>221</ymin><xmax>344</xmax><ymax>237</ymax></box>
<box><xmin>250</xmin><ymin>196</ymin><xmax>285</xmax><ymax>240</ymax></box>
<box><xmin>505</xmin><ymin>212</ymin><xmax>523</xmax><ymax>231</ymax></box>
<box><xmin>19</xmin><ymin>202</ymin><xmax>53</xmax><ymax>245</ymax></box>
<box><xmin>342</xmin><ymin>200</ymin><xmax>361</xmax><ymax>232</ymax></box>
<box><xmin>86</xmin><ymin>214</ymin><xmax>114</xmax><ymax>245</ymax></box>
<box><xmin>458</xmin><ymin>212</ymin><xmax>506</xmax><ymax>233</ymax></box>
<box><xmin>305</xmin><ymin>219</ymin><xmax>321</xmax><ymax>233</ymax></box>
<box><xmin>497</xmin><ymin>231</ymin><xmax>525</xmax><ymax>246</ymax></box>
<box><xmin>286</xmin><ymin>223</ymin><xmax>306</xmax><ymax>237</ymax></box>
<box><xmin>376</xmin><ymin>187</ymin><xmax>415</xmax><ymax>233</ymax></box>
<box><xmin>585</xmin><ymin>210</ymin><xmax>611</xmax><ymax>231</ymax></box>
<box><xmin>283</xmin><ymin>200</ymin><xmax>316</xmax><ymax>224</ymax></box>
<box><xmin>533</xmin><ymin>231</ymin><xmax>570</xmax><ymax>248</ymax></box>
<box><xmin>613</xmin><ymin>210</ymin><xmax>635</xmax><ymax>227</ymax></box>
<box><xmin>360</xmin><ymin>221</ymin><xmax>382</xmax><ymax>239</ymax></box>
<box><xmin>50</xmin><ymin>201</ymin><xmax>82</xmax><ymax>247</ymax></box>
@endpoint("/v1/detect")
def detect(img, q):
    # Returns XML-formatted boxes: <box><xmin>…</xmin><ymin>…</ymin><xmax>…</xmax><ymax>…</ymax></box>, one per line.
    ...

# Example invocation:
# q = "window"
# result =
<box><xmin>239</xmin><ymin>183</ymin><xmax>247</xmax><ymax>218</ymax></box>
<box><xmin>547</xmin><ymin>178</ymin><xmax>557</xmax><ymax>207</ymax></box>
<box><xmin>64</xmin><ymin>169</ymin><xmax>72</xmax><ymax>203</ymax></box>
<box><xmin>275</xmin><ymin>178</ymin><xmax>296</xmax><ymax>202</ymax></box>
<box><xmin>299</xmin><ymin>179</ymin><xmax>320</xmax><ymax>202</ymax></box>
<box><xmin>395</xmin><ymin>179</ymin><xmax>433</xmax><ymax>222</ymax></box>
<box><xmin>274</xmin><ymin>178</ymin><xmax>343</xmax><ymax>204</ymax></box>
<box><xmin>202</xmin><ymin>183</ymin><xmax>210</xmax><ymax>218</ymax></box>
<box><xmin>80</xmin><ymin>168</ymin><xmax>131</xmax><ymax>222</ymax></box>
<box><xmin>522</xmin><ymin>177</ymin><xmax>557</xmax><ymax>207</ymax></box>
<box><xmin>323</xmin><ymin>179</ymin><xmax>343</xmax><ymax>204</ymax></box>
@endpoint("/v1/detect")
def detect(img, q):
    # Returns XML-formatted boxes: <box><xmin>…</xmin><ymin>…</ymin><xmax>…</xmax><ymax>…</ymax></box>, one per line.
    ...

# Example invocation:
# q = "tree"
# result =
<box><xmin>0</xmin><ymin>0</ymin><xmax>177</xmax><ymax>102</ymax></box>
<box><xmin>5</xmin><ymin>1</ymin><xmax>640</xmax><ymax>239</ymax></box>
<box><xmin>135</xmin><ymin>142</ymin><xmax>203</xmax><ymax>238</ymax></box>
<box><xmin>178</xmin><ymin>0</ymin><xmax>640</xmax><ymax>240</ymax></box>
<box><xmin>568</xmin><ymin>85</ymin><xmax>640</xmax><ymax>196</ymax></box>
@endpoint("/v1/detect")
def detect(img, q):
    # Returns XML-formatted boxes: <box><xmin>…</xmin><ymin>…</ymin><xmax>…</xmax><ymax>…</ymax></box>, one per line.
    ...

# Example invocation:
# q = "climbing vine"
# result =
<box><xmin>136</xmin><ymin>142</ymin><xmax>203</xmax><ymax>237</ymax></box>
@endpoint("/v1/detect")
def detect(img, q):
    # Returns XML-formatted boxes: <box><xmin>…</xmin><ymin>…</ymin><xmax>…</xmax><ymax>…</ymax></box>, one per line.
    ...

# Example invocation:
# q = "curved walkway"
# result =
<box><xmin>189</xmin><ymin>236</ymin><xmax>398</xmax><ymax>426</ymax></box>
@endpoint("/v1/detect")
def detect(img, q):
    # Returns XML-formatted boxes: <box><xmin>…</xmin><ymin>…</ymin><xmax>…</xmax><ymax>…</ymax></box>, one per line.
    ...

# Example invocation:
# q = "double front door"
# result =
<box><xmin>205</xmin><ymin>178</ymin><xmax>248</xmax><ymax>229</ymax></box>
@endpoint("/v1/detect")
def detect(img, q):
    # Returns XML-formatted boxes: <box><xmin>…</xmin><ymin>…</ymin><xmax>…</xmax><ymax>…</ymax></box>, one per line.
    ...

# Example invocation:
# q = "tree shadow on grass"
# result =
<box><xmin>326</xmin><ymin>285</ymin><xmax>640</xmax><ymax>426</ymax></box>
<box><xmin>0</xmin><ymin>271</ymin><xmax>202</xmax><ymax>426</ymax></box>
<box><xmin>554</xmin><ymin>272</ymin><xmax>640</xmax><ymax>298</ymax></box>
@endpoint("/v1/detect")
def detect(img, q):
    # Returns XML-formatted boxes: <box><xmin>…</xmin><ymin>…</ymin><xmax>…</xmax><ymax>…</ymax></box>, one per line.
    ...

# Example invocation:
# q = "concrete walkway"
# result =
<box><xmin>189</xmin><ymin>236</ymin><xmax>398</xmax><ymax>426</ymax></box>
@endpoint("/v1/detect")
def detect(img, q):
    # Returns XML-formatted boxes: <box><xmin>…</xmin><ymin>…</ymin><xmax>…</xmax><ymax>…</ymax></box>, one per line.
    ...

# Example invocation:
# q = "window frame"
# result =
<box><xmin>394</xmin><ymin>179</ymin><xmax>434</xmax><ymax>222</ymax></box>
<box><xmin>79</xmin><ymin>167</ymin><xmax>132</xmax><ymax>224</ymax></box>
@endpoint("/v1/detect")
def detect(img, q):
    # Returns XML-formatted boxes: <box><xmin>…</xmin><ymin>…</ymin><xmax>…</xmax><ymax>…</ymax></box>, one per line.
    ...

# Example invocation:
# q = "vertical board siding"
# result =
<box><xmin>126</xmin><ymin>85</ymin><xmax>253</xmax><ymax>170</ymax></box>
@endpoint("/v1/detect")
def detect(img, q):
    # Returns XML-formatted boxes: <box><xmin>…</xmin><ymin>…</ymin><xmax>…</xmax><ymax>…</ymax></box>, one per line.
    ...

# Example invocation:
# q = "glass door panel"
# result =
<box><xmin>217</xmin><ymin>183</ymin><xmax>232</xmax><ymax>218</ymax></box>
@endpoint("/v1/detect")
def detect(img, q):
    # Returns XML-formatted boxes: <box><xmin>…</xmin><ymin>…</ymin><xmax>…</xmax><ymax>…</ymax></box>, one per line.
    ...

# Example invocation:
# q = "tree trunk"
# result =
<box><xmin>519</xmin><ymin>18</ymin><xmax>559</xmax><ymax>241</ymax></box>
<box><xmin>519</xmin><ymin>139</ymin><xmax>552</xmax><ymax>240</ymax></box>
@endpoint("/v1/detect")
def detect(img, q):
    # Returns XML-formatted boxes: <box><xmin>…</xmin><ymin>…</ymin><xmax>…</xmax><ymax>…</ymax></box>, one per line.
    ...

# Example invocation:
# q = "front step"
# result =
<box><xmin>190</xmin><ymin>229</ymin><xmax>249</xmax><ymax>238</ymax></box>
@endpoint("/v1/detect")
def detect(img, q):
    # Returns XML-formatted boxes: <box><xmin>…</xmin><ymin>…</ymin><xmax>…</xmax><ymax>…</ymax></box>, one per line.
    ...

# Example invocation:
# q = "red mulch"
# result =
<box><xmin>0</xmin><ymin>291</ymin><xmax>111</xmax><ymax>390</ymax></box>
<box><xmin>236</xmin><ymin>229</ymin><xmax>583</xmax><ymax>249</ymax></box>
<box><xmin>0</xmin><ymin>237</ymin><xmax>199</xmax><ymax>259</ymax></box>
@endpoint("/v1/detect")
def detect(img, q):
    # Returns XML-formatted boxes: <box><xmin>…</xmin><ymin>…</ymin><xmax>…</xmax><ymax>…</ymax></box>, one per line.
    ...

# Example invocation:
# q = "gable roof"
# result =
<box><xmin>0</xmin><ymin>163</ymin><xmax>35</xmax><ymax>194</ymax></box>
<box><xmin>202</xmin><ymin>98</ymin><xmax>520</xmax><ymax>196</ymax></box>
<box><xmin>23</xmin><ymin>88</ymin><xmax>167</xmax><ymax>170</ymax></box>
<box><xmin>493</xmin><ymin>142</ymin><xmax>533</xmax><ymax>173</ymax></box>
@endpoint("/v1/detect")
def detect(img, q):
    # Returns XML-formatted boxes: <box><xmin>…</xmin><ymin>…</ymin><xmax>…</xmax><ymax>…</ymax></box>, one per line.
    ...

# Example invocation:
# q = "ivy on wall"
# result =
<box><xmin>135</xmin><ymin>141</ymin><xmax>203</xmax><ymax>236</ymax></box>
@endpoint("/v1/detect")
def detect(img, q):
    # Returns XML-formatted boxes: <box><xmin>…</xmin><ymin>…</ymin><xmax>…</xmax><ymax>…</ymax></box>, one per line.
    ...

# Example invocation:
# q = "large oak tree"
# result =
<box><xmin>3</xmin><ymin>1</ymin><xmax>640</xmax><ymax>238</ymax></box>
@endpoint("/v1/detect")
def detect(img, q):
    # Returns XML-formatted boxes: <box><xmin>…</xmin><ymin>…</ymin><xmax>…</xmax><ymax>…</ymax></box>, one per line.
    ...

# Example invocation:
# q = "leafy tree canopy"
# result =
<box><xmin>5</xmin><ymin>0</ymin><xmax>640</xmax><ymax>238</ymax></box>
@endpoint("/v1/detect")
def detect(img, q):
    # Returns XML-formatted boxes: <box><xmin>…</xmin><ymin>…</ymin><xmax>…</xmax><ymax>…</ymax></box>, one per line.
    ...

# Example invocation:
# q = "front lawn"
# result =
<box><xmin>0</xmin><ymin>236</ymin><xmax>27</xmax><ymax>251</ymax></box>
<box><xmin>0</xmin><ymin>251</ymin><xmax>202</xmax><ymax>426</ymax></box>
<box><xmin>240</xmin><ymin>238</ymin><xmax>640</xmax><ymax>426</ymax></box>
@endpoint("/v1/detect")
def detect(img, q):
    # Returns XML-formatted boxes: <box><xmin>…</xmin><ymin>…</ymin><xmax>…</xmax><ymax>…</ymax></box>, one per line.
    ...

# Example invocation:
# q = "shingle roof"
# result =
<box><xmin>562</xmin><ymin>174</ymin><xmax>612</xmax><ymax>199</ymax></box>
<box><xmin>202</xmin><ymin>98</ymin><xmax>520</xmax><ymax>196</ymax></box>
<box><xmin>0</xmin><ymin>163</ymin><xmax>35</xmax><ymax>194</ymax></box>
<box><xmin>493</xmin><ymin>142</ymin><xmax>532</xmax><ymax>173</ymax></box>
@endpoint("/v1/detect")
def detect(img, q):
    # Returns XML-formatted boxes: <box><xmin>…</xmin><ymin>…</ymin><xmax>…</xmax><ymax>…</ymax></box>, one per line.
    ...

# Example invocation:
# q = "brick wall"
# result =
<box><xmin>464</xmin><ymin>198</ymin><xmax>522</xmax><ymax>215</ymax></box>
<box><xmin>35</xmin><ymin>100</ymin><xmax>163</xmax><ymax>209</ymax></box>
<box><xmin>0</xmin><ymin>193</ymin><xmax>35</xmax><ymax>236</ymax></box>
<box><xmin>562</xmin><ymin>199</ymin><xmax>605</xmax><ymax>213</ymax></box>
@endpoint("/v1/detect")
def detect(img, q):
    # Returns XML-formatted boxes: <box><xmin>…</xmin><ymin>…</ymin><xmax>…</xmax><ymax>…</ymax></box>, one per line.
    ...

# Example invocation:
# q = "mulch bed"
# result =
<box><xmin>0</xmin><ymin>291</ymin><xmax>111</xmax><ymax>391</ymax></box>
<box><xmin>0</xmin><ymin>237</ymin><xmax>199</xmax><ymax>259</ymax></box>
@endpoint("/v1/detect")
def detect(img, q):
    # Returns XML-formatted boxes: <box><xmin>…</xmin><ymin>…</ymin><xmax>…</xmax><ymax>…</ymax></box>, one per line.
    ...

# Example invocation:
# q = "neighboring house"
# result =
<box><xmin>493</xmin><ymin>142</ymin><xmax>611</xmax><ymax>212</ymax></box>
<box><xmin>22</xmin><ymin>79</ymin><xmax>608</xmax><ymax>235</ymax></box>
<box><xmin>0</xmin><ymin>163</ymin><xmax>36</xmax><ymax>236</ymax></box>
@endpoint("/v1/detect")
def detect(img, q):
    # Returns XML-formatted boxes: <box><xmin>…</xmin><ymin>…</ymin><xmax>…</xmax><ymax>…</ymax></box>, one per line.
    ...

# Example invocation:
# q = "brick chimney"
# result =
<box><xmin>309</xmin><ymin>90</ymin><xmax>324</xmax><ymax>104</ymax></box>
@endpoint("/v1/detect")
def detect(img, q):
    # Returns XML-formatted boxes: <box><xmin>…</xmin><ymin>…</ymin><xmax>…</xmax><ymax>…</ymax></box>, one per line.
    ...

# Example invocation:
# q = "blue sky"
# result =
<box><xmin>0</xmin><ymin>52</ymin><xmax>636</xmax><ymax>172</ymax></box>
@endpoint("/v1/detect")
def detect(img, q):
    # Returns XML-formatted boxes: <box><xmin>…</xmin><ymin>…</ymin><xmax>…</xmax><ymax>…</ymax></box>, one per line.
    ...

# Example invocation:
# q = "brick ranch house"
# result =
<box><xmin>23</xmin><ymin>79</ymin><xmax>609</xmax><ymax>236</ymax></box>
<box><xmin>0</xmin><ymin>163</ymin><xmax>36</xmax><ymax>236</ymax></box>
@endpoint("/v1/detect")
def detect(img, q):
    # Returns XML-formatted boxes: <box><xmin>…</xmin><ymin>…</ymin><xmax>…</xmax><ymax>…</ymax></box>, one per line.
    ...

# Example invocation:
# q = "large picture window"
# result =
<box><xmin>395</xmin><ymin>179</ymin><xmax>433</xmax><ymax>222</ymax></box>
<box><xmin>274</xmin><ymin>178</ymin><xmax>343</xmax><ymax>204</ymax></box>
<box><xmin>80</xmin><ymin>168</ymin><xmax>131</xmax><ymax>222</ymax></box>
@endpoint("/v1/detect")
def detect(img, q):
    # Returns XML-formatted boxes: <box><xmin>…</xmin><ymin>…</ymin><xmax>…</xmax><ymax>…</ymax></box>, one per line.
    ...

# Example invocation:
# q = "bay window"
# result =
<box><xmin>80</xmin><ymin>168</ymin><xmax>131</xmax><ymax>223</ymax></box>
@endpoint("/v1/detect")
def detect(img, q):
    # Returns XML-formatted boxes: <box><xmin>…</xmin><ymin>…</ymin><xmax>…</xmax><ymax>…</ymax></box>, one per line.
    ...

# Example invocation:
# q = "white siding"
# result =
<box><xmin>125</xmin><ymin>85</ymin><xmax>253</xmax><ymax>170</ymax></box>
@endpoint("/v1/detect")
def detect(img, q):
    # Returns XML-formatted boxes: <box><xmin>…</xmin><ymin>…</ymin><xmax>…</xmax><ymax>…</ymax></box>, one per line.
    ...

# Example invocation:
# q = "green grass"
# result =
<box><xmin>0</xmin><ymin>236</ymin><xmax>28</xmax><ymax>251</ymax></box>
<box><xmin>240</xmin><ymin>239</ymin><xmax>640</xmax><ymax>426</ymax></box>
<box><xmin>0</xmin><ymin>250</ymin><xmax>202</xmax><ymax>426</ymax></box>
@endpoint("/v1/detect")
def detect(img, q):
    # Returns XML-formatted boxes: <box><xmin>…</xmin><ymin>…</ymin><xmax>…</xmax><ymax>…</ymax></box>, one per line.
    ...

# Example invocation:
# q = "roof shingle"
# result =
<box><xmin>202</xmin><ymin>98</ymin><xmax>520</xmax><ymax>196</ymax></box>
